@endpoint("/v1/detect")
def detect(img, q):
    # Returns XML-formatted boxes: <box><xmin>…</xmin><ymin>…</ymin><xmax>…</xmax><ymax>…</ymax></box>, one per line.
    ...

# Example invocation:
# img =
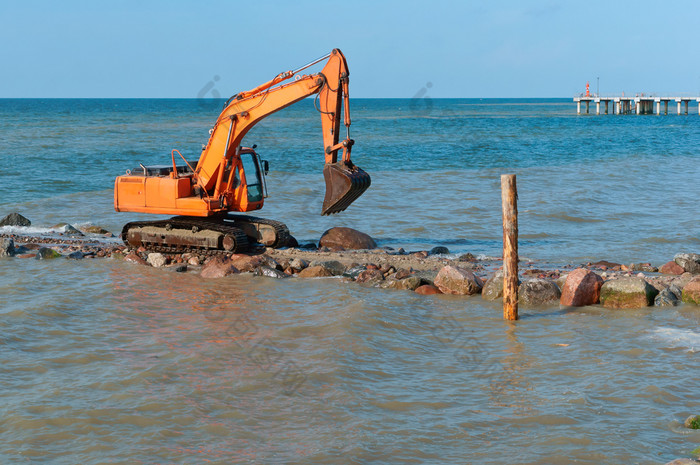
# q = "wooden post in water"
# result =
<box><xmin>501</xmin><ymin>174</ymin><xmax>518</xmax><ymax>321</ymax></box>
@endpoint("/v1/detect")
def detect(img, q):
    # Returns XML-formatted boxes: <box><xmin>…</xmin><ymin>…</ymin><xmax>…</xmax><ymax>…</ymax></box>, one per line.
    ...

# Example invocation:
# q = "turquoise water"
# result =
<box><xmin>1</xmin><ymin>99</ymin><xmax>700</xmax><ymax>464</ymax></box>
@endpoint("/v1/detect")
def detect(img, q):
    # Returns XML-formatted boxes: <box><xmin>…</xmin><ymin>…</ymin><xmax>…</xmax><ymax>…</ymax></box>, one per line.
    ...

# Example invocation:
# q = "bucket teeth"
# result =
<box><xmin>322</xmin><ymin>161</ymin><xmax>371</xmax><ymax>215</ymax></box>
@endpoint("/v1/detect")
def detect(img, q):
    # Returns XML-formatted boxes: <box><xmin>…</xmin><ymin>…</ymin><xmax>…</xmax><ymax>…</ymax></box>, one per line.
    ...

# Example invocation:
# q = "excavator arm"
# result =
<box><xmin>196</xmin><ymin>48</ymin><xmax>370</xmax><ymax>215</ymax></box>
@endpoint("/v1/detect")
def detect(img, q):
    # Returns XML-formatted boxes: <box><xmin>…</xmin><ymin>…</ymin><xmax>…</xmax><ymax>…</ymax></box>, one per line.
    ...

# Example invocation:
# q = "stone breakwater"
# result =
<box><xmin>1</xmin><ymin>210</ymin><xmax>699</xmax><ymax>310</ymax></box>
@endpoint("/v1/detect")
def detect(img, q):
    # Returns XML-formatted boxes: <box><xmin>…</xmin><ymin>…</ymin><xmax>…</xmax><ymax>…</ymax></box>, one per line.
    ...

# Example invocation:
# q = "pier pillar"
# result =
<box><xmin>605</xmin><ymin>100</ymin><xmax>609</xmax><ymax>114</ymax></box>
<box><xmin>685</xmin><ymin>101</ymin><xmax>689</xmax><ymax>115</ymax></box>
<box><xmin>577</xmin><ymin>101</ymin><xmax>581</xmax><ymax>114</ymax></box>
<box><xmin>635</xmin><ymin>101</ymin><xmax>640</xmax><ymax>115</ymax></box>
<box><xmin>585</xmin><ymin>101</ymin><xmax>589</xmax><ymax>114</ymax></box>
<box><xmin>664</xmin><ymin>100</ymin><xmax>668</xmax><ymax>115</ymax></box>
<box><xmin>615</xmin><ymin>100</ymin><xmax>620</xmax><ymax>114</ymax></box>
<box><xmin>697</xmin><ymin>100</ymin><xmax>700</xmax><ymax>115</ymax></box>
<box><xmin>596</xmin><ymin>100</ymin><xmax>600</xmax><ymax>115</ymax></box>
<box><xmin>656</xmin><ymin>100</ymin><xmax>660</xmax><ymax>115</ymax></box>
<box><xmin>677</xmin><ymin>100</ymin><xmax>682</xmax><ymax>115</ymax></box>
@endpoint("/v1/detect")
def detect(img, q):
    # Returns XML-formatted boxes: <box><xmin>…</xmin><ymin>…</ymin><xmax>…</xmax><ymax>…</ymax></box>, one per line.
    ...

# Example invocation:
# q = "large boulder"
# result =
<box><xmin>0</xmin><ymin>212</ymin><xmax>31</xmax><ymax>227</ymax></box>
<box><xmin>434</xmin><ymin>265</ymin><xmax>483</xmax><ymax>295</ymax></box>
<box><xmin>125</xmin><ymin>252</ymin><xmax>148</xmax><ymax>266</ymax></box>
<box><xmin>660</xmin><ymin>261</ymin><xmax>685</xmax><ymax>275</ymax></box>
<box><xmin>35</xmin><ymin>247</ymin><xmax>61</xmax><ymax>260</ymax></box>
<box><xmin>519</xmin><ymin>279</ymin><xmax>561</xmax><ymax>307</ymax></box>
<box><xmin>0</xmin><ymin>238</ymin><xmax>15</xmax><ymax>257</ymax></box>
<box><xmin>355</xmin><ymin>269</ymin><xmax>385</xmax><ymax>284</ymax></box>
<box><xmin>200</xmin><ymin>257</ymin><xmax>240</xmax><ymax>278</ymax></box>
<box><xmin>308</xmin><ymin>260</ymin><xmax>346</xmax><ymax>276</ymax></box>
<box><xmin>675</xmin><ymin>253</ymin><xmax>700</xmax><ymax>274</ymax></box>
<box><xmin>682</xmin><ymin>277</ymin><xmax>700</xmax><ymax>305</ymax></box>
<box><xmin>384</xmin><ymin>276</ymin><xmax>423</xmax><ymax>291</ymax></box>
<box><xmin>53</xmin><ymin>223</ymin><xmax>84</xmax><ymax>236</ymax></box>
<box><xmin>253</xmin><ymin>266</ymin><xmax>289</xmax><ymax>279</ymax></box>
<box><xmin>147</xmin><ymin>253</ymin><xmax>167</xmax><ymax>267</ymax></box>
<box><xmin>655</xmin><ymin>285</ymin><xmax>683</xmax><ymax>307</ymax></box>
<box><xmin>415</xmin><ymin>284</ymin><xmax>442</xmax><ymax>295</ymax></box>
<box><xmin>560</xmin><ymin>268</ymin><xmax>604</xmax><ymax>307</ymax></box>
<box><xmin>297</xmin><ymin>265</ymin><xmax>334</xmax><ymax>278</ymax></box>
<box><xmin>318</xmin><ymin>227</ymin><xmax>376</xmax><ymax>251</ymax></box>
<box><xmin>80</xmin><ymin>225</ymin><xmax>111</xmax><ymax>235</ymax></box>
<box><xmin>599</xmin><ymin>277</ymin><xmax>658</xmax><ymax>309</ymax></box>
<box><xmin>229</xmin><ymin>254</ymin><xmax>268</xmax><ymax>272</ymax></box>
<box><xmin>482</xmin><ymin>275</ymin><xmax>504</xmax><ymax>301</ymax></box>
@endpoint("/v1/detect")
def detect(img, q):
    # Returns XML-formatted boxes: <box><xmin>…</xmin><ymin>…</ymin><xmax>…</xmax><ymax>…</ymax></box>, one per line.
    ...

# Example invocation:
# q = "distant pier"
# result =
<box><xmin>573</xmin><ymin>95</ymin><xmax>700</xmax><ymax>115</ymax></box>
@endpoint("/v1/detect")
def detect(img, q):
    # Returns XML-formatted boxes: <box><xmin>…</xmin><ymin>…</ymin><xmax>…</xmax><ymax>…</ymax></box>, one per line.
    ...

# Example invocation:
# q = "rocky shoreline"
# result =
<box><xmin>1</xmin><ymin>212</ymin><xmax>699</xmax><ymax>309</ymax></box>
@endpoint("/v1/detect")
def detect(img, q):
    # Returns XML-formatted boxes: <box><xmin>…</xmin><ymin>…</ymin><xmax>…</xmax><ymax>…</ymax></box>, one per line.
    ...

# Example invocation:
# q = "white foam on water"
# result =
<box><xmin>650</xmin><ymin>326</ymin><xmax>700</xmax><ymax>352</ymax></box>
<box><xmin>0</xmin><ymin>225</ymin><xmax>60</xmax><ymax>235</ymax></box>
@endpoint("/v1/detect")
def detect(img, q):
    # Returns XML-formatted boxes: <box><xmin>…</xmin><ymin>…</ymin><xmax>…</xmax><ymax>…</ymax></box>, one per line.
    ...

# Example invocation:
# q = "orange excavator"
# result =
<box><xmin>114</xmin><ymin>49</ymin><xmax>370</xmax><ymax>254</ymax></box>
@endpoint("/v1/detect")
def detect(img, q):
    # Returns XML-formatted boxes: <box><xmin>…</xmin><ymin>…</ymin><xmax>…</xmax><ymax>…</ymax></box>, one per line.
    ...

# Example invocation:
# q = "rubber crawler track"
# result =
<box><xmin>121</xmin><ymin>215</ymin><xmax>291</xmax><ymax>255</ymax></box>
<box><xmin>121</xmin><ymin>217</ymin><xmax>250</xmax><ymax>255</ymax></box>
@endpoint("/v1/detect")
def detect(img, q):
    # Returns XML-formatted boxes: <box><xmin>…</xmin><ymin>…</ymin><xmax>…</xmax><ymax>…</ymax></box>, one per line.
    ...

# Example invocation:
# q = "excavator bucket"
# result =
<box><xmin>322</xmin><ymin>161</ymin><xmax>371</xmax><ymax>215</ymax></box>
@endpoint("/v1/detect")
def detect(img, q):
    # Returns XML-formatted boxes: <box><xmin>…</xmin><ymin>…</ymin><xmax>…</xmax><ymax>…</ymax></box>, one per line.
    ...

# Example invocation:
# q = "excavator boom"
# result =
<box><xmin>195</xmin><ymin>48</ymin><xmax>370</xmax><ymax>215</ymax></box>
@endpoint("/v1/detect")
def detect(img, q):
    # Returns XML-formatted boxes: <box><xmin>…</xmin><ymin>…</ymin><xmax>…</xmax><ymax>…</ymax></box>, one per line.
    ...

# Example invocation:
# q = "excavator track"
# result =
<box><xmin>121</xmin><ymin>215</ymin><xmax>291</xmax><ymax>255</ymax></box>
<box><xmin>121</xmin><ymin>217</ymin><xmax>250</xmax><ymax>255</ymax></box>
<box><xmin>221</xmin><ymin>214</ymin><xmax>291</xmax><ymax>249</ymax></box>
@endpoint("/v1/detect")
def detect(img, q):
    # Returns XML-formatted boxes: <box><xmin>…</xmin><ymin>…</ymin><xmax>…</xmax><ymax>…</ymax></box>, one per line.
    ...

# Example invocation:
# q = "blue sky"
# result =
<box><xmin>2</xmin><ymin>0</ymin><xmax>700</xmax><ymax>98</ymax></box>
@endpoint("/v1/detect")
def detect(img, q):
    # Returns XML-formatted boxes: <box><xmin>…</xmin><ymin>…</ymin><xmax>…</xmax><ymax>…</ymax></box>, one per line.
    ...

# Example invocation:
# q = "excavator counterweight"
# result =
<box><xmin>114</xmin><ymin>49</ymin><xmax>369</xmax><ymax>253</ymax></box>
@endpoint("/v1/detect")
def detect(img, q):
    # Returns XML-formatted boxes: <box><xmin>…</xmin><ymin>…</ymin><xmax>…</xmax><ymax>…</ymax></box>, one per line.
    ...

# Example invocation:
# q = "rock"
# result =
<box><xmin>519</xmin><ymin>279</ymin><xmax>561</xmax><ymax>307</ymax></box>
<box><xmin>655</xmin><ymin>285</ymin><xmax>683</xmax><ymax>307</ymax></box>
<box><xmin>200</xmin><ymin>257</ymin><xmax>240</xmax><ymax>278</ymax></box>
<box><xmin>0</xmin><ymin>238</ymin><xmax>15</xmax><ymax>257</ymax></box>
<box><xmin>228</xmin><ymin>254</ymin><xmax>267</xmax><ymax>272</ymax></box>
<box><xmin>355</xmin><ymin>269</ymin><xmax>385</xmax><ymax>284</ymax></box>
<box><xmin>188</xmin><ymin>256</ymin><xmax>200</xmax><ymax>266</ymax></box>
<box><xmin>385</xmin><ymin>276</ymin><xmax>423</xmax><ymax>291</ymax></box>
<box><xmin>682</xmin><ymin>277</ymin><xmax>700</xmax><ymax>305</ymax></box>
<box><xmin>254</xmin><ymin>266</ymin><xmax>289</xmax><ymax>279</ymax></box>
<box><xmin>16</xmin><ymin>253</ymin><xmax>36</xmax><ymax>259</ymax></box>
<box><xmin>284</xmin><ymin>235</ymin><xmax>299</xmax><ymax>248</ymax></box>
<box><xmin>289</xmin><ymin>258</ymin><xmax>309</xmax><ymax>271</ymax></box>
<box><xmin>394</xmin><ymin>268</ymin><xmax>413</xmax><ymax>280</ymax></box>
<box><xmin>684</xmin><ymin>415</ymin><xmax>700</xmax><ymax>429</ymax></box>
<box><xmin>147</xmin><ymin>253</ymin><xmax>167</xmax><ymax>267</ymax></box>
<box><xmin>660</xmin><ymin>261</ymin><xmax>685</xmax><ymax>275</ymax></box>
<box><xmin>299</xmin><ymin>242</ymin><xmax>317</xmax><ymax>250</ymax></box>
<box><xmin>0</xmin><ymin>212</ymin><xmax>31</xmax><ymax>227</ymax></box>
<box><xmin>599</xmin><ymin>277</ymin><xmax>658</xmax><ymax>309</ymax></box>
<box><xmin>67</xmin><ymin>251</ymin><xmax>85</xmax><ymax>260</ymax></box>
<box><xmin>35</xmin><ymin>247</ymin><xmax>61</xmax><ymax>260</ymax></box>
<box><xmin>457</xmin><ymin>253</ymin><xmax>477</xmax><ymax>262</ymax></box>
<box><xmin>53</xmin><ymin>223</ymin><xmax>84</xmax><ymax>236</ymax></box>
<box><xmin>629</xmin><ymin>263</ymin><xmax>657</xmax><ymax>272</ymax></box>
<box><xmin>429</xmin><ymin>246</ymin><xmax>450</xmax><ymax>255</ymax></box>
<box><xmin>482</xmin><ymin>275</ymin><xmax>504</xmax><ymax>301</ymax></box>
<box><xmin>308</xmin><ymin>260</ymin><xmax>346</xmax><ymax>276</ymax></box>
<box><xmin>174</xmin><ymin>265</ymin><xmax>188</xmax><ymax>273</ymax></box>
<box><xmin>560</xmin><ymin>268</ymin><xmax>604</xmax><ymax>307</ymax></box>
<box><xmin>80</xmin><ymin>225</ymin><xmax>111</xmax><ymax>235</ymax></box>
<box><xmin>297</xmin><ymin>265</ymin><xmax>334</xmax><ymax>278</ymax></box>
<box><xmin>318</xmin><ymin>227</ymin><xmax>376</xmax><ymax>251</ymax></box>
<box><xmin>434</xmin><ymin>265</ymin><xmax>483</xmax><ymax>295</ymax></box>
<box><xmin>675</xmin><ymin>253</ymin><xmax>700</xmax><ymax>274</ymax></box>
<box><xmin>415</xmin><ymin>284</ymin><xmax>442</xmax><ymax>295</ymax></box>
<box><xmin>125</xmin><ymin>252</ymin><xmax>148</xmax><ymax>266</ymax></box>
<box><xmin>591</xmin><ymin>260</ymin><xmax>621</xmax><ymax>269</ymax></box>
<box><xmin>342</xmin><ymin>266</ymin><xmax>366</xmax><ymax>279</ymax></box>
<box><xmin>663</xmin><ymin>459</ymin><xmax>700</xmax><ymax>465</ymax></box>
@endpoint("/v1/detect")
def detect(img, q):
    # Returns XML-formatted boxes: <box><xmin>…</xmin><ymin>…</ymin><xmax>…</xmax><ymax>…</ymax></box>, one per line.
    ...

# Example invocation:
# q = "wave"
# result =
<box><xmin>650</xmin><ymin>327</ymin><xmax>700</xmax><ymax>352</ymax></box>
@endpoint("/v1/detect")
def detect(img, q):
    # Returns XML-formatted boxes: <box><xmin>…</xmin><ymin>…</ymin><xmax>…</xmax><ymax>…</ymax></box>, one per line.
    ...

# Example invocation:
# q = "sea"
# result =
<box><xmin>1</xmin><ymin>98</ymin><xmax>699</xmax><ymax>464</ymax></box>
